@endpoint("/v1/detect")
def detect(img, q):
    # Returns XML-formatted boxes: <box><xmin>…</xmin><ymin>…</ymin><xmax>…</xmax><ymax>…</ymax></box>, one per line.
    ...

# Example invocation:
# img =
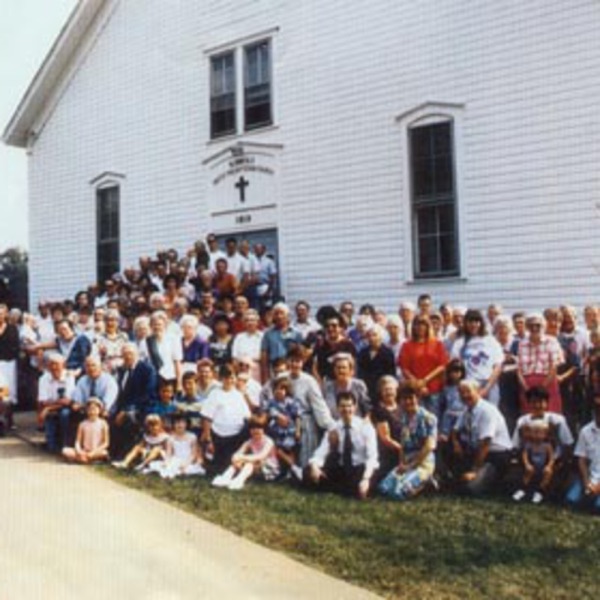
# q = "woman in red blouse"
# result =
<box><xmin>399</xmin><ymin>315</ymin><xmax>448</xmax><ymax>419</ymax></box>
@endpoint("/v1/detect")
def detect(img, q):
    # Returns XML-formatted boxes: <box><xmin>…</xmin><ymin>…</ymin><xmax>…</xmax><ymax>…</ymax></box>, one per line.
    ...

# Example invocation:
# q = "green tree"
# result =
<box><xmin>0</xmin><ymin>246</ymin><xmax>29</xmax><ymax>310</ymax></box>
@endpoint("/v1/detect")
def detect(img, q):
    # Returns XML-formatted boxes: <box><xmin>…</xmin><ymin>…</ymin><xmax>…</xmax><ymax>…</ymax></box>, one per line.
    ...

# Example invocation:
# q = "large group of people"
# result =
<box><xmin>0</xmin><ymin>233</ymin><xmax>599</xmax><ymax>514</ymax></box>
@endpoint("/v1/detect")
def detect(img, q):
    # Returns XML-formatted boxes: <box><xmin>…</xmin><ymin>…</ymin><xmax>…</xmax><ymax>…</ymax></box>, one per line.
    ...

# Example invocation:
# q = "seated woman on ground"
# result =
<box><xmin>112</xmin><ymin>414</ymin><xmax>169</xmax><ymax>472</ymax></box>
<box><xmin>62</xmin><ymin>397</ymin><xmax>109</xmax><ymax>464</ymax></box>
<box><xmin>212</xmin><ymin>418</ymin><xmax>280</xmax><ymax>490</ymax></box>
<box><xmin>378</xmin><ymin>382</ymin><xmax>437</xmax><ymax>501</ymax></box>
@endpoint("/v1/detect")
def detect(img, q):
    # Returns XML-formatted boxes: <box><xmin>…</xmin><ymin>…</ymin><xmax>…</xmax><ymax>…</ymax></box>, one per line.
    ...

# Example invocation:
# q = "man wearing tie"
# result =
<box><xmin>306</xmin><ymin>391</ymin><xmax>379</xmax><ymax>499</ymax></box>
<box><xmin>111</xmin><ymin>343</ymin><xmax>158</xmax><ymax>457</ymax></box>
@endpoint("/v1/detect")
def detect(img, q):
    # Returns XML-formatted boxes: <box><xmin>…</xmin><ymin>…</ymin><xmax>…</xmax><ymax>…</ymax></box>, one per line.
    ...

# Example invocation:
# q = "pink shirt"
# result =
<box><xmin>79</xmin><ymin>419</ymin><xmax>107</xmax><ymax>453</ymax></box>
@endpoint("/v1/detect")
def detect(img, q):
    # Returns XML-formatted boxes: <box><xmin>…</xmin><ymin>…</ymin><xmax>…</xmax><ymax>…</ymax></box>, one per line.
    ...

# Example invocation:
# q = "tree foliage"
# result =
<box><xmin>0</xmin><ymin>246</ymin><xmax>29</xmax><ymax>310</ymax></box>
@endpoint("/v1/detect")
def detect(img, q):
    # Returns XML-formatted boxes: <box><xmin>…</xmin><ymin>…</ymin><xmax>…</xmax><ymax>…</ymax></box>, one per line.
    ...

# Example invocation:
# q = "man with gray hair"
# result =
<box><xmin>111</xmin><ymin>343</ymin><xmax>158</xmax><ymax>458</ymax></box>
<box><xmin>37</xmin><ymin>353</ymin><xmax>76</xmax><ymax>452</ymax></box>
<box><xmin>260</xmin><ymin>303</ymin><xmax>302</xmax><ymax>383</ymax></box>
<box><xmin>449</xmin><ymin>379</ymin><xmax>512</xmax><ymax>495</ymax></box>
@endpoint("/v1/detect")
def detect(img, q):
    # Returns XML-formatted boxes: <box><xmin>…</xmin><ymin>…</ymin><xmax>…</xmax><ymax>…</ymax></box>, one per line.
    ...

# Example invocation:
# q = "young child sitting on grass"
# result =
<box><xmin>62</xmin><ymin>397</ymin><xmax>109</xmax><ymax>464</ymax></box>
<box><xmin>212</xmin><ymin>418</ymin><xmax>279</xmax><ymax>490</ymax></box>
<box><xmin>112</xmin><ymin>414</ymin><xmax>169</xmax><ymax>472</ymax></box>
<box><xmin>148</xmin><ymin>414</ymin><xmax>205</xmax><ymax>479</ymax></box>
<box><xmin>512</xmin><ymin>419</ymin><xmax>555</xmax><ymax>504</ymax></box>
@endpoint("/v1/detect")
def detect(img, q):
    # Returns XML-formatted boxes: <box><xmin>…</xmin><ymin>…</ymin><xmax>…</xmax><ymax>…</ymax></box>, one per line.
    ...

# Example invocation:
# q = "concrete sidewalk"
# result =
<box><xmin>1</xmin><ymin>434</ymin><xmax>381</xmax><ymax>600</ymax></box>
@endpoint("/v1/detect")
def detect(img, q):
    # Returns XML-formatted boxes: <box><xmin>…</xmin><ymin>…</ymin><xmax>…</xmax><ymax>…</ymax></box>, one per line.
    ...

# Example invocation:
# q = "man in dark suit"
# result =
<box><xmin>110</xmin><ymin>343</ymin><xmax>158</xmax><ymax>458</ymax></box>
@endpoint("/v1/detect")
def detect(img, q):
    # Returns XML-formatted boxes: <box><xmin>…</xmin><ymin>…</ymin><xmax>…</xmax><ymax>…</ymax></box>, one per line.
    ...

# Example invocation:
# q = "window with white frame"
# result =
<box><xmin>96</xmin><ymin>186</ymin><xmax>120</xmax><ymax>283</ymax></box>
<box><xmin>409</xmin><ymin>120</ymin><xmax>460</xmax><ymax>278</ymax></box>
<box><xmin>209</xmin><ymin>38</ymin><xmax>272</xmax><ymax>139</ymax></box>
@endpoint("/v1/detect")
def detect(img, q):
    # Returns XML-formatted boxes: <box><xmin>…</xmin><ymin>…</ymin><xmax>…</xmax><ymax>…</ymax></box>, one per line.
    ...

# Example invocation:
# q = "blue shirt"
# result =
<box><xmin>261</xmin><ymin>326</ymin><xmax>303</xmax><ymax>363</ymax></box>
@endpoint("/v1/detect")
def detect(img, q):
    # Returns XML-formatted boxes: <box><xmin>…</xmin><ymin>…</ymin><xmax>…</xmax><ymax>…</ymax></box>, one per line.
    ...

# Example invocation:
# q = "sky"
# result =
<box><xmin>0</xmin><ymin>0</ymin><xmax>77</xmax><ymax>251</ymax></box>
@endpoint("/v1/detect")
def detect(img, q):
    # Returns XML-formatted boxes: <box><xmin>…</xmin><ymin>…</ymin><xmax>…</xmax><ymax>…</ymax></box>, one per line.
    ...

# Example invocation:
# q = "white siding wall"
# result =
<box><xmin>28</xmin><ymin>0</ymin><xmax>600</xmax><ymax>313</ymax></box>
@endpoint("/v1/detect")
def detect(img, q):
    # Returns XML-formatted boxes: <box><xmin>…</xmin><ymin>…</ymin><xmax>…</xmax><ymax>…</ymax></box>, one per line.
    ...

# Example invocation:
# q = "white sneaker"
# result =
<box><xmin>532</xmin><ymin>492</ymin><xmax>544</xmax><ymax>504</ymax></box>
<box><xmin>290</xmin><ymin>465</ymin><xmax>303</xmax><ymax>481</ymax></box>
<box><xmin>512</xmin><ymin>489</ymin><xmax>526</xmax><ymax>502</ymax></box>
<box><xmin>111</xmin><ymin>460</ymin><xmax>127</xmax><ymax>470</ymax></box>
<box><xmin>227</xmin><ymin>477</ymin><xmax>246</xmax><ymax>491</ymax></box>
<box><xmin>211</xmin><ymin>474</ymin><xmax>230</xmax><ymax>488</ymax></box>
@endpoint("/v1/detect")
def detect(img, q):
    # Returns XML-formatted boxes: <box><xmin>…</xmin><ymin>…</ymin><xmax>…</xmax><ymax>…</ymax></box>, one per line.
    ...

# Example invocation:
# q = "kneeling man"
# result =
<box><xmin>306</xmin><ymin>391</ymin><xmax>378</xmax><ymax>499</ymax></box>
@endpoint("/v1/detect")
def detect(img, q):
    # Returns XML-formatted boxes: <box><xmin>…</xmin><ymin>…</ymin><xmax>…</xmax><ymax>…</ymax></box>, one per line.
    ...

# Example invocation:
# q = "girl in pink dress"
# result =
<box><xmin>212</xmin><ymin>419</ymin><xmax>280</xmax><ymax>490</ymax></box>
<box><xmin>62</xmin><ymin>398</ymin><xmax>109</xmax><ymax>463</ymax></box>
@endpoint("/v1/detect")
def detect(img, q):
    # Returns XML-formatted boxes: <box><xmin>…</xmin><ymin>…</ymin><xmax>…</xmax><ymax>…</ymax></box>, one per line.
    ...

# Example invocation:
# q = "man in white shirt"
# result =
<box><xmin>37</xmin><ymin>353</ymin><xmax>76</xmax><ymax>451</ymax></box>
<box><xmin>254</xmin><ymin>243</ymin><xmax>277</xmax><ymax>309</ymax></box>
<box><xmin>224</xmin><ymin>237</ymin><xmax>250</xmax><ymax>284</ymax></box>
<box><xmin>306</xmin><ymin>391</ymin><xmax>378</xmax><ymax>499</ymax></box>
<box><xmin>450</xmin><ymin>379</ymin><xmax>512</xmax><ymax>495</ymax></box>
<box><xmin>566</xmin><ymin>393</ymin><xmax>600</xmax><ymax>514</ymax></box>
<box><xmin>206</xmin><ymin>233</ymin><xmax>227</xmax><ymax>273</ymax></box>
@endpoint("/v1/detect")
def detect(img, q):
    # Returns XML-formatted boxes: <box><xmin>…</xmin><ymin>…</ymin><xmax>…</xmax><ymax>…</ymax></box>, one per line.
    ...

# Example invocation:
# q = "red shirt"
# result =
<box><xmin>398</xmin><ymin>339</ymin><xmax>448</xmax><ymax>394</ymax></box>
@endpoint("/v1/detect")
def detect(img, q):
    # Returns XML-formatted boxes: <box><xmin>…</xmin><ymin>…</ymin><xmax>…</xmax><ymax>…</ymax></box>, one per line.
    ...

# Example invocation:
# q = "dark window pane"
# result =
<box><xmin>412</xmin><ymin>158</ymin><xmax>433</xmax><ymax>198</ymax></box>
<box><xmin>432</xmin><ymin>122</ymin><xmax>452</xmax><ymax>156</ymax></box>
<box><xmin>440</xmin><ymin>234</ymin><xmax>458</xmax><ymax>272</ymax></box>
<box><xmin>244</xmin><ymin>41</ymin><xmax>272</xmax><ymax>130</ymax></box>
<box><xmin>417</xmin><ymin>206</ymin><xmax>437</xmax><ymax>236</ymax></box>
<box><xmin>418</xmin><ymin>236</ymin><xmax>439</xmax><ymax>274</ymax></box>
<box><xmin>410</xmin><ymin>121</ymin><xmax>459</xmax><ymax>278</ymax></box>
<box><xmin>438</xmin><ymin>203</ymin><xmax>456</xmax><ymax>234</ymax></box>
<box><xmin>211</xmin><ymin>52</ymin><xmax>236</xmax><ymax>138</ymax></box>
<box><xmin>97</xmin><ymin>187</ymin><xmax>120</xmax><ymax>282</ymax></box>
<box><xmin>434</xmin><ymin>155</ymin><xmax>453</xmax><ymax>195</ymax></box>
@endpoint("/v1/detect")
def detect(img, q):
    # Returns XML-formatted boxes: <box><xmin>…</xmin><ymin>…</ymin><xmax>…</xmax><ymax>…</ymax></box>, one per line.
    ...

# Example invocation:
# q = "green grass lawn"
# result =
<box><xmin>99</xmin><ymin>468</ymin><xmax>600</xmax><ymax>599</ymax></box>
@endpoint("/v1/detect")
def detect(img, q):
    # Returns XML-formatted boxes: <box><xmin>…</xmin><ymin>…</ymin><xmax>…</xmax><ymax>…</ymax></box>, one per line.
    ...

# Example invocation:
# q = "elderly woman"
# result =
<box><xmin>371</xmin><ymin>376</ymin><xmax>402</xmax><ymax>476</ymax></box>
<box><xmin>517</xmin><ymin>313</ymin><xmax>563</xmax><ymax>414</ymax></box>
<box><xmin>322</xmin><ymin>353</ymin><xmax>371</xmax><ymax>419</ymax></box>
<box><xmin>96</xmin><ymin>309</ymin><xmax>129</xmax><ymax>373</ymax></box>
<box><xmin>385</xmin><ymin>314</ymin><xmax>405</xmax><ymax>369</ymax></box>
<box><xmin>132</xmin><ymin>316</ymin><xmax>151</xmax><ymax>358</ymax></box>
<box><xmin>141</xmin><ymin>311</ymin><xmax>183</xmax><ymax>391</ymax></box>
<box><xmin>378</xmin><ymin>381</ymin><xmax>437</xmax><ymax>501</ymax></box>
<box><xmin>231</xmin><ymin>309</ymin><xmax>264</xmax><ymax>382</ymax></box>
<box><xmin>180</xmin><ymin>314</ymin><xmax>209</xmax><ymax>371</ymax></box>
<box><xmin>451</xmin><ymin>309</ymin><xmax>503</xmax><ymax>407</ymax></box>
<box><xmin>356</xmin><ymin>324</ymin><xmax>396</xmax><ymax>401</ymax></box>
<box><xmin>399</xmin><ymin>315</ymin><xmax>448</xmax><ymax>418</ymax></box>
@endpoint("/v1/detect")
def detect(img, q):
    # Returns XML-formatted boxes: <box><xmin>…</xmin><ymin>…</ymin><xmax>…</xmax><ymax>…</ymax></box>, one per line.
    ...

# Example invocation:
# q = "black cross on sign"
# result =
<box><xmin>235</xmin><ymin>176</ymin><xmax>250</xmax><ymax>203</ymax></box>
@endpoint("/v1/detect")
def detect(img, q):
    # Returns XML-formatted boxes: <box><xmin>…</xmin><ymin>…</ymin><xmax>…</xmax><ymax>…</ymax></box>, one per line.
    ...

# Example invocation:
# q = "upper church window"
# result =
<box><xmin>210</xmin><ymin>39</ymin><xmax>272</xmax><ymax>139</ymax></box>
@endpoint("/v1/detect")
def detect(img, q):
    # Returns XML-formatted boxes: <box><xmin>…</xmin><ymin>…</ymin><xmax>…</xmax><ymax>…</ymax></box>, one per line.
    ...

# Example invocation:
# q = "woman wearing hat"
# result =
<box><xmin>517</xmin><ymin>313</ymin><xmax>564</xmax><ymax>414</ymax></box>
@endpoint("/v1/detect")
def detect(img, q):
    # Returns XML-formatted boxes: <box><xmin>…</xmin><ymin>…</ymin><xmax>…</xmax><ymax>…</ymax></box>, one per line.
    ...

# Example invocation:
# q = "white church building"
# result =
<box><xmin>4</xmin><ymin>0</ymin><xmax>600</xmax><ymax>312</ymax></box>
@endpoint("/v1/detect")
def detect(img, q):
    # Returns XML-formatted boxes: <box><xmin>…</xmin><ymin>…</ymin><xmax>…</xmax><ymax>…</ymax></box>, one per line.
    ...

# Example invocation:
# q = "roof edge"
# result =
<box><xmin>2</xmin><ymin>0</ymin><xmax>107</xmax><ymax>148</ymax></box>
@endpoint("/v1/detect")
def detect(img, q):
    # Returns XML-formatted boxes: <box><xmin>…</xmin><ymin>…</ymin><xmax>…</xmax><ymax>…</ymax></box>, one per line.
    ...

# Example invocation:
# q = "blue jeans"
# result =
<box><xmin>44</xmin><ymin>413</ymin><xmax>61</xmax><ymax>452</ymax></box>
<box><xmin>566</xmin><ymin>477</ymin><xmax>600</xmax><ymax>512</ymax></box>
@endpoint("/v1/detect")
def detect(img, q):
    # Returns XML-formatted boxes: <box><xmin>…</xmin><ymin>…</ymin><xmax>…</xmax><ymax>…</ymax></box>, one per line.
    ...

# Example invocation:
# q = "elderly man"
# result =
<box><xmin>260</xmin><ymin>302</ymin><xmax>302</xmax><ymax>383</ymax></box>
<box><xmin>306</xmin><ymin>391</ymin><xmax>378</xmax><ymax>499</ymax></box>
<box><xmin>37</xmin><ymin>353</ymin><xmax>76</xmax><ymax>452</ymax></box>
<box><xmin>66</xmin><ymin>356</ymin><xmax>119</xmax><ymax>445</ymax></box>
<box><xmin>449</xmin><ymin>379</ymin><xmax>512</xmax><ymax>495</ymax></box>
<box><xmin>111</xmin><ymin>343</ymin><xmax>158</xmax><ymax>457</ymax></box>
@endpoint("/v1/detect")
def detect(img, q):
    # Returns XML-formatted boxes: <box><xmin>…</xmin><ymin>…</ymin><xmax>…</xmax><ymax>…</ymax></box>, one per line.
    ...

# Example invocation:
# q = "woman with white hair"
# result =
<box><xmin>494</xmin><ymin>315</ymin><xmax>520</xmax><ymax>430</ymax></box>
<box><xmin>356</xmin><ymin>324</ymin><xmax>396</xmax><ymax>401</ymax></box>
<box><xmin>96</xmin><ymin>309</ymin><xmax>129</xmax><ymax>373</ymax></box>
<box><xmin>322</xmin><ymin>353</ymin><xmax>371</xmax><ymax>419</ymax></box>
<box><xmin>385</xmin><ymin>315</ymin><xmax>405</xmax><ymax>379</ymax></box>
<box><xmin>141</xmin><ymin>311</ymin><xmax>183</xmax><ymax>391</ymax></box>
<box><xmin>517</xmin><ymin>313</ymin><xmax>564</xmax><ymax>414</ymax></box>
<box><xmin>180</xmin><ymin>314</ymin><xmax>209</xmax><ymax>371</ymax></box>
